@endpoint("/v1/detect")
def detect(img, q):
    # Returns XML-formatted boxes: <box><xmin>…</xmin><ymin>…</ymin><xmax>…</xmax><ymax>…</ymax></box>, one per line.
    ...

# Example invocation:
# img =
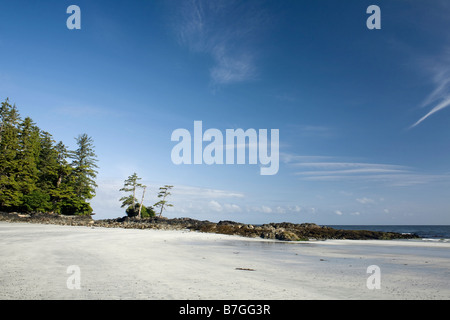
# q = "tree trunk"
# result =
<box><xmin>159</xmin><ymin>194</ymin><xmax>167</xmax><ymax>217</ymax></box>
<box><xmin>138</xmin><ymin>186</ymin><xmax>146</xmax><ymax>219</ymax></box>
<box><xmin>132</xmin><ymin>186</ymin><xmax>136</xmax><ymax>213</ymax></box>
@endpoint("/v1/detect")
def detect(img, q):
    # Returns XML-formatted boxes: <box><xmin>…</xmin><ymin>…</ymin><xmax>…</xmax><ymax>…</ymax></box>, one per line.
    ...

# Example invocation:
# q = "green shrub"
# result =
<box><xmin>126</xmin><ymin>204</ymin><xmax>155</xmax><ymax>218</ymax></box>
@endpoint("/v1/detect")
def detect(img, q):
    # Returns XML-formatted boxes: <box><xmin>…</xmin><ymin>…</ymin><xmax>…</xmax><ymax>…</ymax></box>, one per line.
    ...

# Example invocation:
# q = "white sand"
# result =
<box><xmin>1</xmin><ymin>221</ymin><xmax>449</xmax><ymax>300</ymax></box>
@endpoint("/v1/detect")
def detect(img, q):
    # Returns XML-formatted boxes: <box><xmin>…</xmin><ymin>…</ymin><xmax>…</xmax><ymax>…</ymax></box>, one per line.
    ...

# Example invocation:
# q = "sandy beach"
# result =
<box><xmin>1</xmin><ymin>221</ymin><xmax>449</xmax><ymax>300</ymax></box>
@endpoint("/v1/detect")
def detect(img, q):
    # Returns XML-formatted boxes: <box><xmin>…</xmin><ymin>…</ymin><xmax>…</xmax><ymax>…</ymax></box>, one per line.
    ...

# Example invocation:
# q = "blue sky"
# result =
<box><xmin>1</xmin><ymin>0</ymin><xmax>450</xmax><ymax>224</ymax></box>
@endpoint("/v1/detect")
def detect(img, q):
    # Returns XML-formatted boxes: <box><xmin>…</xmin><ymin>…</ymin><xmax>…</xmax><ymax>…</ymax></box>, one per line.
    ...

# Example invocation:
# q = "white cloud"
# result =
<box><xmin>174</xmin><ymin>0</ymin><xmax>266</xmax><ymax>85</ymax></box>
<box><xmin>245</xmin><ymin>204</ymin><xmax>305</xmax><ymax>215</ymax></box>
<box><xmin>260</xmin><ymin>206</ymin><xmax>273</xmax><ymax>213</ymax></box>
<box><xmin>356</xmin><ymin>197</ymin><xmax>375</xmax><ymax>204</ymax></box>
<box><xmin>290</xmin><ymin>205</ymin><xmax>302</xmax><ymax>212</ymax></box>
<box><xmin>294</xmin><ymin>162</ymin><xmax>408</xmax><ymax>171</ymax></box>
<box><xmin>287</xmin><ymin>155</ymin><xmax>448</xmax><ymax>187</ymax></box>
<box><xmin>296</xmin><ymin>168</ymin><xmax>408</xmax><ymax>175</ymax></box>
<box><xmin>335</xmin><ymin>210</ymin><xmax>343</xmax><ymax>216</ymax></box>
<box><xmin>90</xmin><ymin>179</ymin><xmax>127</xmax><ymax>219</ymax></box>
<box><xmin>210</xmin><ymin>48</ymin><xmax>256</xmax><ymax>85</ymax></box>
<box><xmin>300</xmin><ymin>173</ymin><xmax>447</xmax><ymax>186</ymax></box>
<box><xmin>411</xmin><ymin>49</ymin><xmax>450</xmax><ymax>127</ymax></box>
<box><xmin>223</xmin><ymin>203</ymin><xmax>242</xmax><ymax>212</ymax></box>
<box><xmin>173</xmin><ymin>185</ymin><xmax>245</xmax><ymax>199</ymax></box>
<box><xmin>411</xmin><ymin>97</ymin><xmax>450</xmax><ymax>128</ymax></box>
<box><xmin>274</xmin><ymin>206</ymin><xmax>286</xmax><ymax>214</ymax></box>
<box><xmin>209</xmin><ymin>200</ymin><xmax>223</xmax><ymax>212</ymax></box>
<box><xmin>90</xmin><ymin>179</ymin><xmax>248</xmax><ymax>219</ymax></box>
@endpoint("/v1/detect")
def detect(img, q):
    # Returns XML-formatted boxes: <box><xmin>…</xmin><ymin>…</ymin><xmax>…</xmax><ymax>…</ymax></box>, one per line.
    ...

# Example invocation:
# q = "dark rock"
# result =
<box><xmin>0</xmin><ymin>211</ymin><xmax>419</xmax><ymax>241</ymax></box>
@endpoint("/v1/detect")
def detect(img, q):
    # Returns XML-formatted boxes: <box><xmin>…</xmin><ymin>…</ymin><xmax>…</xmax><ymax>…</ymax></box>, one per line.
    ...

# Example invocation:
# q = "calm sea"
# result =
<box><xmin>327</xmin><ymin>225</ymin><xmax>450</xmax><ymax>240</ymax></box>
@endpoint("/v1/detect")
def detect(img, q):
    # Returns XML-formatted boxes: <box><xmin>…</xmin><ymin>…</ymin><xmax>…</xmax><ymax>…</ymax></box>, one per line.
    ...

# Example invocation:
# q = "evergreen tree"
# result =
<box><xmin>16</xmin><ymin>117</ymin><xmax>41</xmax><ymax>197</ymax></box>
<box><xmin>154</xmin><ymin>185</ymin><xmax>174</xmax><ymax>217</ymax></box>
<box><xmin>55</xmin><ymin>141</ymin><xmax>71</xmax><ymax>189</ymax></box>
<box><xmin>37</xmin><ymin>131</ymin><xmax>59</xmax><ymax>191</ymax></box>
<box><xmin>65</xmin><ymin>134</ymin><xmax>98</xmax><ymax>215</ymax></box>
<box><xmin>0</xmin><ymin>98</ymin><xmax>99</xmax><ymax>215</ymax></box>
<box><xmin>21</xmin><ymin>190</ymin><xmax>52</xmax><ymax>213</ymax></box>
<box><xmin>0</xmin><ymin>99</ymin><xmax>21</xmax><ymax>211</ymax></box>
<box><xmin>51</xmin><ymin>141</ymin><xmax>74</xmax><ymax>213</ymax></box>
<box><xmin>119</xmin><ymin>172</ymin><xmax>145</xmax><ymax>218</ymax></box>
<box><xmin>69</xmin><ymin>134</ymin><xmax>98</xmax><ymax>201</ymax></box>
<box><xmin>35</xmin><ymin>132</ymin><xmax>62</xmax><ymax>212</ymax></box>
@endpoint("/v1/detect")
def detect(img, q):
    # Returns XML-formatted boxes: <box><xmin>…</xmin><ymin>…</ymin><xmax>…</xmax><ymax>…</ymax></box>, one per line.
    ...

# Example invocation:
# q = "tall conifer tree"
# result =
<box><xmin>69</xmin><ymin>134</ymin><xmax>98</xmax><ymax>201</ymax></box>
<box><xmin>0</xmin><ymin>99</ymin><xmax>21</xmax><ymax>210</ymax></box>
<box><xmin>16</xmin><ymin>117</ymin><xmax>40</xmax><ymax>196</ymax></box>
<box><xmin>0</xmin><ymin>98</ymin><xmax>99</xmax><ymax>215</ymax></box>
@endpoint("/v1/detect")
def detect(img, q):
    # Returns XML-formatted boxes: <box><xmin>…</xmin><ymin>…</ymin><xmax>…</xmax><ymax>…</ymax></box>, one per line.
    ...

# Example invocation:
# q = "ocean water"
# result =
<box><xmin>327</xmin><ymin>225</ymin><xmax>450</xmax><ymax>241</ymax></box>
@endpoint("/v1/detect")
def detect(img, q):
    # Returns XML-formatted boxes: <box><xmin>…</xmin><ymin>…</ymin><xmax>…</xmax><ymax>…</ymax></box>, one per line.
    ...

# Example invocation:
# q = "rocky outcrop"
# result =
<box><xmin>0</xmin><ymin>211</ymin><xmax>419</xmax><ymax>241</ymax></box>
<box><xmin>0</xmin><ymin>211</ymin><xmax>93</xmax><ymax>226</ymax></box>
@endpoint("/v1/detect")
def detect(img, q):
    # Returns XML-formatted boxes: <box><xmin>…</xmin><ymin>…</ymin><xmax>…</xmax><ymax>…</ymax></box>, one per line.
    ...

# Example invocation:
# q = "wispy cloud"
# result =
<box><xmin>209</xmin><ymin>200</ymin><xmax>223</xmax><ymax>212</ymax></box>
<box><xmin>173</xmin><ymin>184</ymin><xmax>245</xmax><ymax>199</ymax></box>
<box><xmin>174</xmin><ymin>0</ymin><xmax>266</xmax><ymax>86</ymax></box>
<box><xmin>411</xmin><ymin>97</ymin><xmax>450</xmax><ymax>128</ymax></box>
<box><xmin>284</xmin><ymin>153</ymin><xmax>448</xmax><ymax>187</ymax></box>
<box><xmin>299</xmin><ymin>173</ymin><xmax>446</xmax><ymax>187</ymax></box>
<box><xmin>411</xmin><ymin>49</ymin><xmax>450</xmax><ymax>128</ymax></box>
<box><xmin>210</xmin><ymin>49</ymin><xmax>256</xmax><ymax>85</ymax></box>
<box><xmin>293</xmin><ymin>162</ymin><xmax>408</xmax><ymax>171</ymax></box>
<box><xmin>356</xmin><ymin>197</ymin><xmax>375</xmax><ymax>204</ymax></box>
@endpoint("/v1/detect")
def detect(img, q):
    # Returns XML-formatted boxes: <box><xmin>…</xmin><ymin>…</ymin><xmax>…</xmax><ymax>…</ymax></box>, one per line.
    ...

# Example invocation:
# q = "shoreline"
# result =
<box><xmin>0</xmin><ymin>211</ymin><xmax>419</xmax><ymax>241</ymax></box>
<box><xmin>1</xmin><ymin>221</ymin><xmax>449</xmax><ymax>300</ymax></box>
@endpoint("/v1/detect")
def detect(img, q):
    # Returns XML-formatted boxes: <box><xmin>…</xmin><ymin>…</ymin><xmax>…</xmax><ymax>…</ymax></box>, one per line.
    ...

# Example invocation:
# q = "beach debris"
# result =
<box><xmin>235</xmin><ymin>267</ymin><xmax>255</xmax><ymax>271</ymax></box>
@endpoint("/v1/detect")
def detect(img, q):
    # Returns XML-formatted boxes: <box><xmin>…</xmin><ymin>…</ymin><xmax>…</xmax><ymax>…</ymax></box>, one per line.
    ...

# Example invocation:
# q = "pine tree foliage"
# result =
<box><xmin>119</xmin><ymin>172</ymin><xmax>147</xmax><ymax>218</ymax></box>
<box><xmin>69</xmin><ymin>134</ymin><xmax>98</xmax><ymax>201</ymax></box>
<box><xmin>154</xmin><ymin>185</ymin><xmax>174</xmax><ymax>217</ymax></box>
<box><xmin>0</xmin><ymin>99</ymin><xmax>21</xmax><ymax>208</ymax></box>
<box><xmin>0</xmin><ymin>98</ymin><xmax>98</xmax><ymax>215</ymax></box>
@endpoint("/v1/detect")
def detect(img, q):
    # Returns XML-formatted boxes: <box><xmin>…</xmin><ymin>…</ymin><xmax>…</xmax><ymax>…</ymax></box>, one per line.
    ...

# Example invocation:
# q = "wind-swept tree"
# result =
<box><xmin>154</xmin><ymin>185</ymin><xmax>174</xmax><ymax>217</ymax></box>
<box><xmin>119</xmin><ymin>172</ymin><xmax>147</xmax><ymax>218</ymax></box>
<box><xmin>137</xmin><ymin>185</ymin><xmax>147</xmax><ymax>218</ymax></box>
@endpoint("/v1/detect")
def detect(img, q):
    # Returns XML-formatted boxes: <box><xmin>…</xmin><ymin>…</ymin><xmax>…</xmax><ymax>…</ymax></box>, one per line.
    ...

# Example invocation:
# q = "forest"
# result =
<box><xmin>0</xmin><ymin>98</ymin><xmax>98</xmax><ymax>215</ymax></box>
